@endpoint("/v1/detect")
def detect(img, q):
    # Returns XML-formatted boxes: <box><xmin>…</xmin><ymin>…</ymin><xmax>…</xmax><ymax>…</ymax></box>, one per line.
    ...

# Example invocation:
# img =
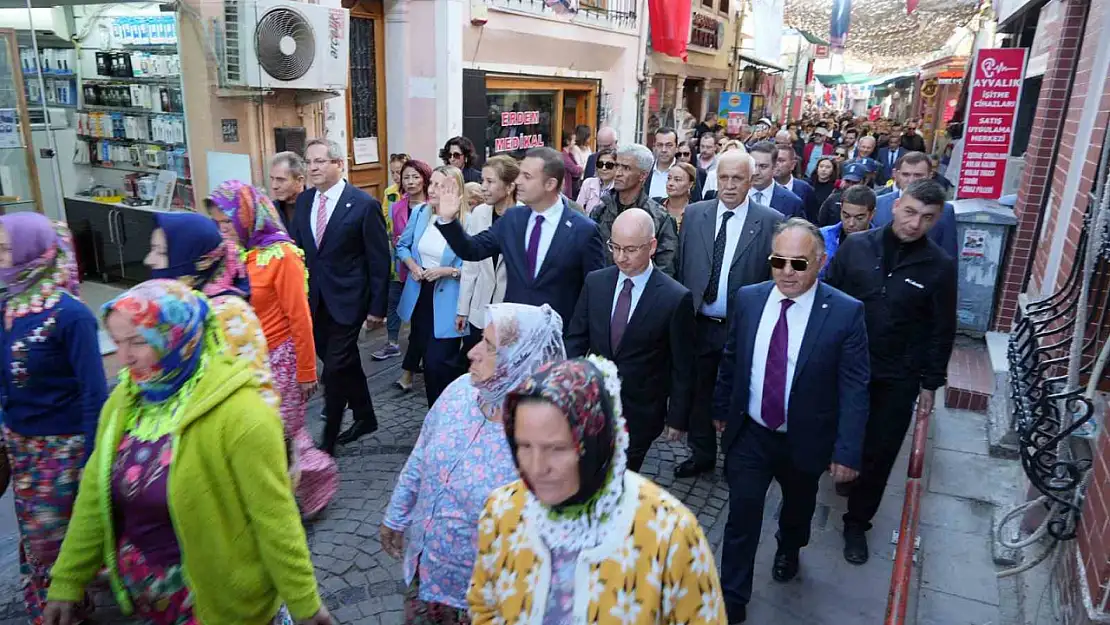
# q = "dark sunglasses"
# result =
<box><xmin>449</xmin><ymin>151</ymin><xmax>465</xmax><ymax>158</ymax></box>
<box><xmin>769</xmin><ymin>255</ymin><xmax>809</xmax><ymax>271</ymax></box>
<box><xmin>597</xmin><ymin>161</ymin><xmax>617</xmax><ymax>170</ymax></box>
<box><xmin>677</xmin><ymin>151</ymin><xmax>692</xmax><ymax>157</ymax></box>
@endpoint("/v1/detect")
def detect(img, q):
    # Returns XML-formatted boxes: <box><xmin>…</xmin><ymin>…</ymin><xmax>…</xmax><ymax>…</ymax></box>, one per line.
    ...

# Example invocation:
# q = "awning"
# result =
<box><xmin>865</xmin><ymin>70</ymin><xmax>919</xmax><ymax>88</ymax></box>
<box><xmin>814</xmin><ymin>73</ymin><xmax>874</xmax><ymax>86</ymax></box>
<box><xmin>796</xmin><ymin>28</ymin><xmax>829</xmax><ymax>46</ymax></box>
<box><xmin>738</xmin><ymin>53</ymin><xmax>786</xmax><ymax>73</ymax></box>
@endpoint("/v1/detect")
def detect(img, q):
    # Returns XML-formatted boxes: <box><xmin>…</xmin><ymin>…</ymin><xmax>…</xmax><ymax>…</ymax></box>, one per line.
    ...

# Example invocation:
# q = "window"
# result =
<box><xmin>702</xmin><ymin>0</ymin><xmax>714</xmax><ymax>7</ymax></box>
<box><xmin>349</xmin><ymin>16</ymin><xmax>379</xmax><ymax>163</ymax></box>
<box><xmin>486</xmin><ymin>90</ymin><xmax>556</xmax><ymax>158</ymax></box>
<box><xmin>720</xmin><ymin>0</ymin><xmax>730</xmax><ymax>14</ymax></box>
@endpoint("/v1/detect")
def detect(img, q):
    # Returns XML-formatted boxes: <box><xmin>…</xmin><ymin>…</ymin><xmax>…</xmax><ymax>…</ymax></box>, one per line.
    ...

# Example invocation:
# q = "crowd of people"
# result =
<box><xmin>0</xmin><ymin>106</ymin><xmax>957</xmax><ymax>624</ymax></box>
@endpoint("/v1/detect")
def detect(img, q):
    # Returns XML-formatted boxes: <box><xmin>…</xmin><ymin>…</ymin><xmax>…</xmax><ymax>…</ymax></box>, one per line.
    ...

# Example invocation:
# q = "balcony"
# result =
<box><xmin>486</xmin><ymin>0</ymin><xmax>640</xmax><ymax>34</ymax></box>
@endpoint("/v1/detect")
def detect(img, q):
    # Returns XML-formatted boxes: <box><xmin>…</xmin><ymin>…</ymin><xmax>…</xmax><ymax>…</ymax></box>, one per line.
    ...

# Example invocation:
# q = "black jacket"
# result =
<box><xmin>824</xmin><ymin>226</ymin><xmax>957</xmax><ymax>390</ymax></box>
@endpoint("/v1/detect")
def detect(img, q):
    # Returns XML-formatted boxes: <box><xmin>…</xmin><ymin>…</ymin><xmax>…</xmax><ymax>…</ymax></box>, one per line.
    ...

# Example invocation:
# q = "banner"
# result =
<box><xmin>649</xmin><ymin>0</ymin><xmax>692</xmax><ymax>61</ymax></box>
<box><xmin>718</xmin><ymin>92</ymin><xmax>753</xmax><ymax>120</ymax></box>
<box><xmin>751</xmin><ymin>0</ymin><xmax>785</xmax><ymax>64</ymax></box>
<box><xmin>830</xmin><ymin>0</ymin><xmax>851</xmax><ymax>51</ymax></box>
<box><xmin>957</xmin><ymin>47</ymin><xmax>1028</xmax><ymax>200</ymax></box>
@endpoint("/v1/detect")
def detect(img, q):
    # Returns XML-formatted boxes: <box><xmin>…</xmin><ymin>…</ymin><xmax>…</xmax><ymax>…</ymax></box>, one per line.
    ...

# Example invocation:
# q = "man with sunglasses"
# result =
<box><xmin>565</xmin><ymin>208</ymin><xmax>695</xmax><ymax>472</ymax></box>
<box><xmin>824</xmin><ymin>179</ymin><xmax>956</xmax><ymax>566</ymax></box>
<box><xmin>714</xmin><ymin>219</ymin><xmax>870</xmax><ymax>624</ymax></box>
<box><xmin>665</xmin><ymin>150</ymin><xmax>784</xmax><ymax>479</ymax></box>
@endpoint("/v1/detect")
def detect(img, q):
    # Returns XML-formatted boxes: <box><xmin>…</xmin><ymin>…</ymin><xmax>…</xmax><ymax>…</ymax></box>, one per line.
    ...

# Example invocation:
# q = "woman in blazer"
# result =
<box><xmin>456</xmin><ymin>155</ymin><xmax>517</xmax><ymax>355</ymax></box>
<box><xmin>396</xmin><ymin>165</ymin><xmax>469</xmax><ymax>407</ymax></box>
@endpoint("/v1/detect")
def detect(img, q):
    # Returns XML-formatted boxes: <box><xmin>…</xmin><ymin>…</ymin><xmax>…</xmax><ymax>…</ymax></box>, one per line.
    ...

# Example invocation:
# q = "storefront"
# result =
<box><xmin>914</xmin><ymin>56</ymin><xmax>967</xmax><ymax>155</ymax></box>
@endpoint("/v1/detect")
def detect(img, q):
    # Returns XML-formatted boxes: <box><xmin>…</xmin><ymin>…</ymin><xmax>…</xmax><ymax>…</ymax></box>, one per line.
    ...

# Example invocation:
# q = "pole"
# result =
<box><xmin>786</xmin><ymin>36</ymin><xmax>803</xmax><ymax>121</ymax></box>
<box><xmin>729</xmin><ymin>0</ymin><xmax>747</xmax><ymax>92</ymax></box>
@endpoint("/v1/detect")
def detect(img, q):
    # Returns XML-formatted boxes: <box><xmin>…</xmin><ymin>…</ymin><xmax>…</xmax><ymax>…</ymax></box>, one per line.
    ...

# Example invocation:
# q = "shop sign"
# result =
<box><xmin>222</xmin><ymin>118</ymin><xmax>239</xmax><ymax>143</ymax></box>
<box><xmin>1027</xmin><ymin>0</ymin><xmax>1062</xmax><ymax>77</ymax></box>
<box><xmin>726</xmin><ymin>112</ymin><xmax>748</xmax><ymax>134</ymax></box>
<box><xmin>690</xmin><ymin>13</ymin><xmax>724</xmax><ymax>50</ymax></box>
<box><xmin>718</xmin><ymin>92</ymin><xmax>752</xmax><ymax>120</ymax></box>
<box><xmin>814</xmin><ymin>45</ymin><xmax>830</xmax><ymax>59</ymax></box>
<box><xmin>0</xmin><ymin>109</ymin><xmax>19</xmax><ymax>149</ymax></box>
<box><xmin>494</xmin><ymin>110</ymin><xmax>546</xmax><ymax>153</ymax></box>
<box><xmin>958</xmin><ymin>47</ymin><xmax>1028</xmax><ymax>200</ymax></box>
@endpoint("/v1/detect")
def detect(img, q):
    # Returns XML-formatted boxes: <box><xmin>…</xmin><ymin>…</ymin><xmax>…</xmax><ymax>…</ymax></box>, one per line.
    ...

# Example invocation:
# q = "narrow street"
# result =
<box><xmin>0</xmin><ymin>328</ymin><xmax>1040</xmax><ymax>625</ymax></box>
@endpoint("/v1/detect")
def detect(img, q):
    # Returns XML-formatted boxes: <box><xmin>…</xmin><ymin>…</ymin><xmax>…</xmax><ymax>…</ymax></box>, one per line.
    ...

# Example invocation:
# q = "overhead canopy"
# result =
<box><xmin>738</xmin><ymin>52</ymin><xmax>786</xmax><ymax>73</ymax></box>
<box><xmin>814</xmin><ymin>73</ymin><xmax>874</xmax><ymax>86</ymax></box>
<box><xmin>866</xmin><ymin>70</ymin><xmax>919</xmax><ymax>87</ymax></box>
<box><xmin>796</xmin><ymin>28</ymin><xmax>829</xmax><ymax>46</ymax></box>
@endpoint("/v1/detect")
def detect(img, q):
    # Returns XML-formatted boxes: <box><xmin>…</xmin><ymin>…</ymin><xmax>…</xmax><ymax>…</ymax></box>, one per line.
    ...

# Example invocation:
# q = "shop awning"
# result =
<box><xmin>738</xmin><ymin>52</ymin><xmax>786</xmax><ymax>73</ymax></box>
<box><xmin>814</xmin><ymin>73</ymin><xmax>874</xmax><ymax>86</ymax></box>
<box><xmin>796</xmin><ymin>28</ymin><xmax>829</xmax><ymax>46</ymax></box>
<box><xmin>865</xmin><ymin>70</ymin><xmax>920</xmax><ymax>88</ymax></box>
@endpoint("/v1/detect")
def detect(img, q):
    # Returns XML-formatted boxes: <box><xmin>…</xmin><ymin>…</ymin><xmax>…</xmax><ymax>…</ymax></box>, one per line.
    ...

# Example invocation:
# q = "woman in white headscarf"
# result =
<box><xmin>380</xmin><ymin>303</ymin><xmax>566</xmax><ymax>624</ymax></box>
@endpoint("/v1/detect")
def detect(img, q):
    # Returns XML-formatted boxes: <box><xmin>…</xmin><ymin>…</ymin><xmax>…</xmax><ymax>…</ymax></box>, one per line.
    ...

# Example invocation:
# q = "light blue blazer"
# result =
<box><xmin>396</xmin><ymin>203</ymin><xmax>466</xmax><ymax>339</ymax></box>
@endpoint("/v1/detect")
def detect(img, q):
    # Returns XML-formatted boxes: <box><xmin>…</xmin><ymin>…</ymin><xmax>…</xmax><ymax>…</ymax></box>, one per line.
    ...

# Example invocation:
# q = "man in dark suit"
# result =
<box><xmin>645</xmin><ymin>126</ymin><xmax>708</xmax><ymax>202</ymax></box>
<box><xmin>747</xmin><ymin>141</ymin><xmax>805</xmax><ymax>219</ymax></box>
<box><xmin>772</xmin><ymin>145</ymin><xmax>813</xmax><ymax>210</ymax></box>
<box><xmin>583</xmin><ymin>126</ymin><xmax>618</xmax><ymax>180</ymax></box>
<box><xmin>876</xmin><ymin>132</ymin><xmax>907</xmax><ymax>186</ymax></box>
<box><xmin>715</xmin><ymin>219</ymin><xmax>870</xmax><ymax>623</ymax></box>
<box><xmin>435</xmin><ymin>146</ymin><xmax>605</xmax><ymax>327</ymax></box>
<box><xmin>565</xmin><ymin>208</ymin><xmax>695</xmax><ymax>471</ymax></box>
<box><xmin>901</xmin><ymin>119</ymin><xmax>927</xmax><ymax>153</ymax></box>
<box><xmin>669</xmin><ymin>150</ymin><xmax>785</xmax><ymax>478</ymax></box>
<box><xmin>872</xmin><ymin>152</ymin><xmax>957</xmax><ymax>258</ymax></box>
<box><xmin>291</xmin><ymin>139</ymin><xmax>391</xmax><ymax>456</ymax></box>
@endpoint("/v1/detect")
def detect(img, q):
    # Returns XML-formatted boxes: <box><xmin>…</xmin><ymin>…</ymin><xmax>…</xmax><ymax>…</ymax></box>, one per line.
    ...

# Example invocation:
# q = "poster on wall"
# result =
<box><xmin>957</xmin><ymin>47</ymin><xmax>1028</xmax><ymax>200</ymax></box>
<box><xmin>727</xmin><ymin>112</ymin><xmax>748</xmax><ymax>134</ymax></box>
<box><xmin>0</xmin><ymin>110</ymin><xmax>20</xmax><ymax>149</ymax></box>
<box><xmin>718</xmin><ymin>92</ymin><xmax>752</xmax><ymax>122</ymax></box>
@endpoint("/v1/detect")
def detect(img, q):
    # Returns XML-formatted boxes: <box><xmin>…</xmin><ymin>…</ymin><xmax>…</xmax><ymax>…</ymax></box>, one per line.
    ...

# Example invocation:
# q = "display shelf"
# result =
<box><xmin>0</xmin><ymin>199</ymin><xmax>36</xmax><ymax>208</ymax></box>
<box><xmin>90</xmin><ymin>162</ymin><xmax>189</xmax><ymax>180</ymax></box>
<box><xmin>27</xmin><ymin>101</ymin><xmax>77</xmax><ymax>108</ymax></box>
<box><xmin>77</xmin><ymin>134</ymin><xmax>185</xmax><ymax>148</ymax></box>
<box><xmin>83</xmin><ymin>76</ymin><xmax>179</xmax><ymax>85</ymax></box>
<box><xmin>80</xmin><ymin>104</ymin><xmax>184</xmax><ymax>115</ymax></box>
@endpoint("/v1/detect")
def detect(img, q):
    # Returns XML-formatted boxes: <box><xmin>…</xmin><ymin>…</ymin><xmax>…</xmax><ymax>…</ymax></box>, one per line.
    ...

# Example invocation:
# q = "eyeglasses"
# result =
<box><xmin>769</xmin><ymin>255</ymin><xmax>810</xmax><ymax>271</ymax></box>
<box><xmin>597</xmin><ymin>161</ymin><xmax>617</xmax><ymax>170</ymax></box>
<box><xmin>607</xmin><ymin>240</ymin><xmax>651</xmax><ymax>256</ymax></box>
<box><xmin>677</xmin><ymin>151</ymin><xmax>692</xmax><ymax>157</ymax></box>
<box><xmin>449</xmin><ymin>151</ymin><xmax>465</xmax><ymax>159</ymax></box>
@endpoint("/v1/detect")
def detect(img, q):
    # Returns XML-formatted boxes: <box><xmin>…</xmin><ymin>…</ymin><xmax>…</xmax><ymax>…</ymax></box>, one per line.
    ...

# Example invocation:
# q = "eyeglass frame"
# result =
<box><xmin>768</xmin><ymin>254</ymin><xmax>810</xmax><ymax>272</ymax></box>
<box><xmin>607</xmin><ymin>239</ymin><xmax>652</xmax><ymax>256</ymax></box>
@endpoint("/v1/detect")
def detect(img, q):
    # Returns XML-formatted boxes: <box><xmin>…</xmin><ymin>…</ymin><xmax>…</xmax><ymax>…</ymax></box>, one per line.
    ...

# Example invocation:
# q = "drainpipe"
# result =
<box><xmin>729</xmin><ymin>1</ymin><xmax>746</xmax><ymax>92</ymax></box>
<box><xmin>635</xmin><ymin>0</ymin><xmax>649</xmax><ymax>140</ymax></box>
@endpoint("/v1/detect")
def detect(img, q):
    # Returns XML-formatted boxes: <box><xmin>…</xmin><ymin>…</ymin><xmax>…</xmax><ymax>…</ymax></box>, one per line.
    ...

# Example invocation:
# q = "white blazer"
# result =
<box><xmin>457</xmin><ymin>203</ymin><xmax>510</xmax><ymax>328</ymax></box>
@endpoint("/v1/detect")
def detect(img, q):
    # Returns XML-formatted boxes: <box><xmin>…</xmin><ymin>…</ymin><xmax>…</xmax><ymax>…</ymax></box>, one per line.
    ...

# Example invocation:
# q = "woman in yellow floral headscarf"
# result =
<box><xmin>209</xmin><ymin>180</ymin><xmax>337</xmax><ymax>518</ymax></box>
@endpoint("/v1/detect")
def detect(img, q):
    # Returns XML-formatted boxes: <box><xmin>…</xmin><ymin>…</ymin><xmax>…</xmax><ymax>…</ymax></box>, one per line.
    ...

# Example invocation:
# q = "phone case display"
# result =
<box><xmin>75</xmin><ymin>14</ymin><xmax>191</xmax><ymax>209</ymax></box>
<box><xmin>20</xmin><ymin>46</ymin><xmax>78</xmax><ymax>107</ymax></box>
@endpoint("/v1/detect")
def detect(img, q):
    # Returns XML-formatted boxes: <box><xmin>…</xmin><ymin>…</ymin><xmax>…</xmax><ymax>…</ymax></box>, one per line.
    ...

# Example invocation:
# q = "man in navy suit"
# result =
<box><xmin>291</xmin><ymin>139</ymin><xmax>391</xmax><ymax>456</ymax></box>
<box><xmin>772</xmin><ymin>144</ymin><xmax>813</xmax><ymax>211</ymax></box>
<box><xmin>875</xmin><ymin>132</ymin><xmax>907</xmax><ymax>187</ymax></box>
<box><xmin>435</xmin><ymin>146</ymin><xmax>605</xmax><ymax>327</ymax></box>
<box><xmin>872</xmin><ymin>152</ymin><xmax>957</xmax><ymax>258</ymax></box>
<box><xmin>714</xmin><ymin>219</ymin><xmax>870</xmax><ymax>624</ymax></box>
<box><xmin>747</xmin><ymin>141</ymin><xmax>805</xmax><ymax>218</ymax></box>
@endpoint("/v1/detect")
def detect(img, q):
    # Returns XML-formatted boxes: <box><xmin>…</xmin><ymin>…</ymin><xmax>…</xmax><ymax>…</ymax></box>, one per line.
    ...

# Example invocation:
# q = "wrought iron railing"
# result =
<box><xmin>486</xmin><ymin>0</ymin><xmax>639</xmax><ymax>32</ymax></box>
<box><xmin>1007</xmin><ymin>197</ymin><xmax>1109</xmax><ymax>541</ymax></box>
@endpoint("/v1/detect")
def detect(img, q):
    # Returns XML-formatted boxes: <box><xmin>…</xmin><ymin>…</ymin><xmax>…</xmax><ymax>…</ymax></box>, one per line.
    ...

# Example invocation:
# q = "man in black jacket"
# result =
<box><xmin>824</xmin><ymin>178</ymin><xmax>956</xmax><ymax>565</ymax></box>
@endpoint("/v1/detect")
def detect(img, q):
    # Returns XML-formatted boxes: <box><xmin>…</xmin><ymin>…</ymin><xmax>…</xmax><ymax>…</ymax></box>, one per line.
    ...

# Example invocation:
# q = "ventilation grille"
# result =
<box><xmin>254</xmin><ymin>7</ymin><xmax>316</xmax><ymax>82</ymax></box>
<box><xmin>223</xmin><ymin>0</ymin><xmax>241</xmax><ymax>83</ymax></box>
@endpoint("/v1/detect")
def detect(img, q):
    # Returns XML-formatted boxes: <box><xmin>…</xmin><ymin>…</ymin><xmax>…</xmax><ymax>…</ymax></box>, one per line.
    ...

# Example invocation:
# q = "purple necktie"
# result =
<box><xmin>761</xmin><ymin>298</ymin><xmax>794</xmax><ymax>430</ymax></box>
<box><xmin>526</xmin><ymin>214</ymin><xmax>545</xmax><ymax>278</ymax></box>
<box><xmin>610</xmin><ymin>278</ymin><xmax>634</xmax><ymax>353</ymax></box>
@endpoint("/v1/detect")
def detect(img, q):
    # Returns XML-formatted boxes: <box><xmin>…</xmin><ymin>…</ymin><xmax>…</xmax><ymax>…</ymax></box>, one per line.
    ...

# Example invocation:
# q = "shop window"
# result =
<box><xmin>647</xmin><ymin>75</ymin><xmax>677</xmax><ymax>146</ymax></box>
<box><xmin>349</xmin><ymin>17</ymin><xmax>379</xmax><ymax>156</ymax></box>
<box><xmin>719</xmin><ymin>0</ymin><xmax>730</xmax><ymax>14</ymax></box>
<box><xmin>1011</xmin><ymin>75</ymin><xmax>1040</xmax><ymax>157</ymax></box>
<box><xmin>486</xmin><ymin>90</ymin><xmax>556</xmax><ymax>159</ymax></box>
<box><xmin>690</xmin><ymin>13</ymin><xmax>723</xmax><ymax>50</ymax></box>
<box><xmin>701</xmin><ymin>0</ymin><xmax>714</xmax><ymax>7</ymax></box>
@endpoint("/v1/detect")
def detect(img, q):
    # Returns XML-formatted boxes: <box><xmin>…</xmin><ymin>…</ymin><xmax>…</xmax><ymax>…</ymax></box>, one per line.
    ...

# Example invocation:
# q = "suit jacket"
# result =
<box><xmin>584</xmin><ymin>151</ymin><xmax>600</xmax><ymax>179</ymax></box>
<box><xmin>751</xmin><ymin>184</ymin><xmax>805</xmax><ymax>219</ymax></box>
<box><xmin>395</xmin><ymin>202</ymin><xmax>467</xmax><ymax>339</ymax></box>
<box><xmin>714</xmin><ymin>281</ymin><xmax>870</xmax><ymax>474</ymax></box>
<box><xmin>646</xmin><ymin>166</ymin><xmax>708</xmax><ymax>202</ymax></box>
<box><xmin>784</xmin><ymin>178</ymin><xmax>814</xmax><ymax>210</ymax></box>
<box><xmin>565</xmin><ymin>266</ymin><xmax>696</xmax><ymax>432</ymax></box>
<box><xmin>291</xmin><ymin>182</ymin><xmax>390</xmax><ymax>325</ymax></box>
<box><xmin>876</xmin><ymin>147</ymin><xmax>907</xmax><ymax>185</ymax></box>
<box><xmin>435</xmin><ymin>198</ymin><xmax>605</xmax><ymax>328</ymax></box>
<box><xmin>457</xmin><ymin>203</ymin><xmax>508</xmax><ymax>329</ymax></box>
<box><xmin>872</xmin><ymin>191</ymin><xmax>958</xmax><ymax>259</ymax></box>
<box><xmin>675</xmin><ymin>199</ymin><xmax>784</xmax><ymax>352</ymax></box>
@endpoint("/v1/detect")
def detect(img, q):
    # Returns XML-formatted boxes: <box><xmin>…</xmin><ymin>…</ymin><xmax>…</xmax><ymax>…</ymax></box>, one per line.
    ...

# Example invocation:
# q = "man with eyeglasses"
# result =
<box><xmin>714</xmin><ymin>218</ymin><xmax>870</xmax><ymax>624</ymax></box>
<box><xmin>565</xmin><ymin>208</ymin><xmax>695</xmax><ymax>472</ymax></box>
<box><xmin>819</xmin><ymin>184</ymin><xmax>876</xmax><ymax>278</ymax></box>
<box><xmin>825</xmin><ymin>179</ymin><xmax>956</xmax><ymax>567</ymax></box>
<box><xmin>665</xmin><ymin>150</ymin><xmax>784</xmax><ymax>479</ymax></box>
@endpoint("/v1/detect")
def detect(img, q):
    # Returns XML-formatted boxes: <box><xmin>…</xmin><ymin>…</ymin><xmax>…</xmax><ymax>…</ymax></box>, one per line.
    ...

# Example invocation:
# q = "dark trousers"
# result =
<box><xmin>461</xmin><ymin>323</ymin><xmax>484</xmax><ymax>356</ymax></box>
<box><xmin>407</xmin><ymin>282</ymin><xmax>463</xmax><ymax>407</ymax></box>
<box><xmin>721</xmin><ymin>419</ymin><xmax>822</xmax><ymax>611</ymax></box>
<box><xmin>687</xmin><ymin>315</ymin><xmax>727</xmax><ymax>466</ymax></box>
<box><xmin>385</xmin><ymin>280</ymin><xmax>404</xmax><ymax>343</ymax></box>
<box><xmin>314</xmin><ymin>299</ymin><xmax>377</xmax><ymax>449</ymax></box>
<box><xmin>844</xmin><ymin>378</ymin><xmax>921</xmax><ymax>531</ymax></box>
<box><xmin>625</xmin><ymin>406</ymin><xmax>665</xmax><ymax>473</ymax></box>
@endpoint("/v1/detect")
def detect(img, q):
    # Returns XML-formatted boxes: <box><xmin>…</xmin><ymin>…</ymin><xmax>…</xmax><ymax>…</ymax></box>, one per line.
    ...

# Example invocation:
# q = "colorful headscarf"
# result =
<box><xmin>208</xmin><ymin>180</ymin><xmax>295</xmax><ymax>251</ymax></box>
<box><xmin>0</xmin><ymin>213</ymin><xmax>81</xmax><ymax>330</ymax></box>
<box><xmin>102</xmin><ymin>279</ymin><xmax>210</xmax><ymax>403</ymax></box>
<box><xmin>504</xmin><ymin>355</ymin><xmax>630</xmax><ymax>552</ymax></box>
<box><xmin>473</xmin><ymin>303</ymin><xmax>565</xmax><ymax>411</ymax></box>
<box><xmin>151</xmin><ymin>212</ymin><xmax>250</xmax><ymax>299</ymax></box>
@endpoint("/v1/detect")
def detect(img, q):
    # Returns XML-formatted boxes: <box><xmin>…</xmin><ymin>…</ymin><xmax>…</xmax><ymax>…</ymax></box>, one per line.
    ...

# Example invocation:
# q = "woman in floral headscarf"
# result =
<box><xmin>468</xmin><ymin>356</ymin><xmax>727</xmax><ymax>625</ymax></box>
<box><xmin>381</xmin><ymin>303</ymin><xmax>565</xmax><ymax>625</ymax></box>
<box><xmin>0</xmin><ymin>213</ymin><xmax>108</xmax><ymax>624</ymax></box>
<box><xmin>43</xmin><ymin>280</ymin><xmax>331</xmax><ymax>625</ymax></box>
<box><xmin>208</xmin><ymin>180</ymin><xmax>337</xmax><ymax>517</ymax></box>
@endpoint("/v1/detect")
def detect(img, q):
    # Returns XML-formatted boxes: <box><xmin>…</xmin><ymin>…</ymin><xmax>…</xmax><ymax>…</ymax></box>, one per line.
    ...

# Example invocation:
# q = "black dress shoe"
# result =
<box><xmin>336</xmin><ymin>420</ymin><xmax>378</xmax><ymax>445</ymax></box>
<box><xmin>674</xmin><ymin>459</ymin><xmax>714</xmax><ymax>479</ymax></box>
<box><xmin>835</xmin><ymin>480</ymin><xmax>855</xmax><ymax>497</ymax></box>
<box><xmin>843</xmin><ymin>526</ymin><xmax>869</xmax><ymax>564</ymax></box>
<box><xmin>727</xmin><ymin>603</ymin><xmax>747</xmax><ymax>623</ymax></box>
<box><xmin>771</xmin><ymin>548</ymin><xmax>800</xmax><ymax>582</ymax></box>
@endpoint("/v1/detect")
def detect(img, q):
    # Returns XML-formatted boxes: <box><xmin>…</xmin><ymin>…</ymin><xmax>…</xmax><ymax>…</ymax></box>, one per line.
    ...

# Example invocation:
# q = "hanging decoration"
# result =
<box><xmin>649</xmin><ymin>0</ymin><xmax>693</xmax><ymax>61</ymax></box>
<box><xmin>829</xmin><ymin>0</ymin><xmax>852</xmax><ymax>52</ymax></box>
<box><xmin>785</xmin><ymin>0</ymin><xmax>979</xmax><ymax>59</ymax></box>
<box><xmin>907</xmin><ymin>0</ymin><xmax>920</xmax><ymax>13</ymax></box>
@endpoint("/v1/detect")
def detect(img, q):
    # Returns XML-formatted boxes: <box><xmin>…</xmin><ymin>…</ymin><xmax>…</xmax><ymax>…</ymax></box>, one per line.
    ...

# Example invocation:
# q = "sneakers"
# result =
<box><xmin>371</xmin><ymin>343</ymin><xmax>401</xmax><ymax>360</ymax></box>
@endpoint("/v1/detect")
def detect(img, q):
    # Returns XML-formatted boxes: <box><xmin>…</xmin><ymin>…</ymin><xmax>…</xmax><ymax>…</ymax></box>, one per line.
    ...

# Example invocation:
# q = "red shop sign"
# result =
<box><xmin>957</xmin><ymin>47</ymin><xmax>1027</xmax><ymax>200</ymax></box>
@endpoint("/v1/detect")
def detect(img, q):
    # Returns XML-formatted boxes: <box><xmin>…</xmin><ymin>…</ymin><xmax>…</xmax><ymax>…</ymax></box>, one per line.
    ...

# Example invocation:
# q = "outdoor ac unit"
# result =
<box><xmin>221</xmin><ymin>0</ymin><xmax>349</xmax><ymax>91</ymax></box>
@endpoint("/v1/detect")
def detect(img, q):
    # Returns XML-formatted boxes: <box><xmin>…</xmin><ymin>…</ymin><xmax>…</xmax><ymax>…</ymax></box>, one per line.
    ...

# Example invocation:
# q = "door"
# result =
<box><xmin>343</xmin><ymin>0</ymin><xmax>388</xmax><ymax>201</ymax></box>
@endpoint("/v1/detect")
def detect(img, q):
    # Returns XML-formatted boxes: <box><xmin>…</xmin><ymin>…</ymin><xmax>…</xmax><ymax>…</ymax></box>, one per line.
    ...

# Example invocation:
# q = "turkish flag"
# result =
<box><xmin>649</xmin><ymin>0</ymin><xmax>692</xmax><ymax>61</ymax></box>
<box><xmin>907</xmin><ymin>0</ymin><xmax>919</xmax><ymax>12</ymax></box>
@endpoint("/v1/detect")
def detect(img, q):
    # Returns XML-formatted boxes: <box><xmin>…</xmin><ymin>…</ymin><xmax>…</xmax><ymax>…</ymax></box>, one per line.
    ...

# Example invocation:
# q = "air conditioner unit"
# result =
<box><xmin>221</xmin><ymin>0</ymin><xmax>349</xmax><ymax>91</ymax></box>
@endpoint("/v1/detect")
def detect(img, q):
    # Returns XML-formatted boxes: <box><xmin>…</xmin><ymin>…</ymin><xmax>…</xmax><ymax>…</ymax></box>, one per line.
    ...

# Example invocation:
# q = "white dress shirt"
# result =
<box><xmin>649</xmin><ymin>161</ymin><xmax>673</xmax><ymax>198</ymax></box>
<box><xmin>524</xmin><ymin>198</ymin><xmax>565</xmax><ymax>278</ymax></box>
<box><xmin>417</xmin><ymin>220</ymin><xmax>449</xmax><ymax>269</ymax></box>
<box><xmin>610</xmin><ymin>262</ymin><xmax>654</xmax><ymax>322</ymax></box>
<box><xmin>748</xmin><ymin>283</ymin><xmax>818</xmax><ymax>432</ymax></box>
<box><xmin>699</xmin><ymin>200</ymin><xmax>749</xmax><ymax>319</ymax></box>
<box><xmin>748</xmin><ymin>184</ymin><xmax>775</xmax><ymax>207</ymax></box>
<box><xmin>309</xmin><ymin>179</ymin><xmax>347</xmax><ymax>242</ymax></box>
<box><xmin>778</xmin><ymin>176</ymin><xmax>797</xmax><ymax>195</ymax></box>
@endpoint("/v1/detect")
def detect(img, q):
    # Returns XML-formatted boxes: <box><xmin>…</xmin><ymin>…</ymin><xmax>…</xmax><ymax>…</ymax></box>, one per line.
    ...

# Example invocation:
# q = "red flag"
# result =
<box><xmin>907</xmin><ymin>0</ymin><xmax>919</xmax><ymax>13</ymax></box>
<box><xmin>649</xmin><ymin>0</ymin><xmax>692</xmax><ymax>61</ymax></box>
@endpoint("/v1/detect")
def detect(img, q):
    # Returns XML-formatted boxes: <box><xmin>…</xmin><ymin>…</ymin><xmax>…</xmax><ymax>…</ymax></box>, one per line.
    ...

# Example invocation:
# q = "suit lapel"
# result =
<box><xmin>534</xmin><ymin>201</ymin><xmax>573</xmax><ymax>282</ymax></box>
<box><xmin>729</xmin><ymin>208</ymin><xmax>765</xmax><ymax>271</ymax></box>
<box><xmin>317</xmin><ymin>182</ymin><xmax>355</xmax><ymax>253</ymax></box>
<box><xmin>792</xmin><ymin>285</ymin><xmax>832</xmax><ymax>384</ymax></box>
<box><xmin>600</xmin><ymin>269</ymin><xmax>617</xmax><ymax>353</ymax></box>
<box><xmin>700</xmin><ymin>204</ymin><xmax>716</xmax><ymax>260</ymax></box>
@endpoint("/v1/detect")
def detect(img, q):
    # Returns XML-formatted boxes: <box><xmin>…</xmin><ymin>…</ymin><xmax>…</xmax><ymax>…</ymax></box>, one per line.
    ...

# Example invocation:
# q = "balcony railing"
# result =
<box><xmin>487</xmin><ymin>0</ymin><xmax>640</xmax><ymax>33</ymax></box>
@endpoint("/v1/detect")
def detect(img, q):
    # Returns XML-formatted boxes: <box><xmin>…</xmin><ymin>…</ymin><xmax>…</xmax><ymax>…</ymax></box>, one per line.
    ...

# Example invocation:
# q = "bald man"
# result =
<box><xmin>584</xmin><ymin>126</ymin><xmax>618</xmax><ymax>179</ymax></box>
<box><xmin>566</xmin><ymin>208</ymin><xmax>696</xmax><ymax>472</ymax></box>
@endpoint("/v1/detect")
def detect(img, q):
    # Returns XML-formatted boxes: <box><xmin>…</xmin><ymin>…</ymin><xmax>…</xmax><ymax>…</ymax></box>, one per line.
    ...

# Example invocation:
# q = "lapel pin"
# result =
<box><xmin>565</xmin><ymin>220</ymin><xmax>572</xmax><ymax>228</ymax></box>
<box><xmin>346</xmin><ymin>202</ymin><xmax>351</xmax><ymax>208</ymax></box>
<box><xmin>822</xmin><ymin>303</ymin><xmax>829</xmax><ymax>309</ymax></box>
